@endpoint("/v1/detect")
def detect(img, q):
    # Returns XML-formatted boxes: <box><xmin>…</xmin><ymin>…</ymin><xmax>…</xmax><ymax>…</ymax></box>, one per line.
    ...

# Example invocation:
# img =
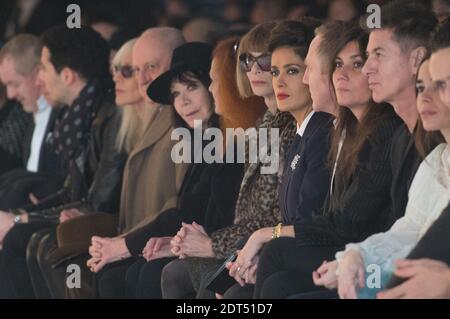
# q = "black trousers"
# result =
<box><xmin>126</xmin><ymin>257</ymin><xmax>175</xmax><ymax>298</ymax></box>
<box><xmin>95</xmin><ymin>258</ymin><xmax>137</xmax><ymax>299</ymax></box>
<box><xmin>0</xmin><ymin>252</ymin><xmax>15</xmax><ymax>298</ymax></box>
<box><xmin>96</xmin><ymin>256</ymin><xmax>174</xmax><ymax>299</ymax></box>
<box><xmin>387</xmin><ymin>205</ymin><xmax>450</xmax><ymax>288</ymax></box>
<box><xmin>1</xmin><ymin>222</ymin><xmax>53</xmax><ymax>298</ymax></box>
<box><xmin>223</xmin><ymin>284</ymin><xmax>254</xmax><ymax>299</ymax></box>
<box><xmin>253</xmin><ymin>237</ymin><xmax>341</xmax><ymax>299</ymax></box>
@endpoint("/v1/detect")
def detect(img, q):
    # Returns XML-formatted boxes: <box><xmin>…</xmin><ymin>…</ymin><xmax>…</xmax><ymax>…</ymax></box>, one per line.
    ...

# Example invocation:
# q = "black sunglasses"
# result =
<box><xmin>238</xmin><ymin>53</ymin><xmax>271</xmax><ymax>72</ymax></box>
<box><xmin>111</xmin><ymin>64</ymin><xmax>136</xmax><ymax>79</ymax></box>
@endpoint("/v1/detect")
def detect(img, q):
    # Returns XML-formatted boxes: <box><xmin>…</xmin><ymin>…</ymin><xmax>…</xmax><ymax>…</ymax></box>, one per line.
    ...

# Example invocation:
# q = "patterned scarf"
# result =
<box><xmin>49</xmin><ymin>80</ymin><xmax>100</xmax><ymax>169</ymax></box>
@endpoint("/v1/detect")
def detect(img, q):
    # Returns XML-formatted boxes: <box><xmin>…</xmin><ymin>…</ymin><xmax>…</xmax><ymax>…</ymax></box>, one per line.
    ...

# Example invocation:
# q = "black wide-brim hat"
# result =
<box><xmin>147</xmin><ymin>42</ymin><xmax>213</xmax><ymax>105</ymax></box>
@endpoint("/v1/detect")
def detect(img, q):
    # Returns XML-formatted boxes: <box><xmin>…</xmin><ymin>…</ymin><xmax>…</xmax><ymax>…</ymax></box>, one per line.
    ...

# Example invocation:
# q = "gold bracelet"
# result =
<box><xmin>272</xmin><ymin>223</ymin><xmax>282</xmax><ymax>239</ymax></box>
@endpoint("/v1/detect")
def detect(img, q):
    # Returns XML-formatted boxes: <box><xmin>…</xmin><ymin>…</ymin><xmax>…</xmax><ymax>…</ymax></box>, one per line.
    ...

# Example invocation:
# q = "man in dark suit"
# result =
<box><xmin>378</xmin><ymin>17</ymin><xmax>450</xmax><ymax>300</ymax></box>
<box><xmin>0</xmin><ymin>25</ymin><xmax>124</xmax><ymax>299</ymax></box>
<box><xmin>0</xmin><ymin>33</ymin><xmax>65</xmax><ymax>210</ymax></box>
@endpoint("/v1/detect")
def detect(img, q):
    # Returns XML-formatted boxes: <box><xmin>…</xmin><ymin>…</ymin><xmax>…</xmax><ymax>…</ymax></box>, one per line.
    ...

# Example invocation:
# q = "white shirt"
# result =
<box><xmin>26</xmin><ymin>96</ymin><xmax>52</xmax><ymax>172</ymax></box>
<box><xmin>336</xmin><ymin>143</ymin><xmax>450</xmax><ymax>273</ymax></box>
<box><xmin>296</xmin><ymin>111</ymin><xmax>315</xmax><ymax>137</ymax></box>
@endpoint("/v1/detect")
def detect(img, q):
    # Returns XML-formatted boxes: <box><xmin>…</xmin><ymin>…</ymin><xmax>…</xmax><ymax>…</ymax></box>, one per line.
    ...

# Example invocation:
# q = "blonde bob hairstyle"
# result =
<box><xmin>235</xmin><ymin>21</ymin><xmax>277</xmax><ymax>98</ymax></box>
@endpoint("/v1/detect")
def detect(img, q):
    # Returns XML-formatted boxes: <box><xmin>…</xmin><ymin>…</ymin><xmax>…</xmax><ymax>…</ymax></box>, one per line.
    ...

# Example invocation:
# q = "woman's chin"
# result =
<box><xmin>116</xmin><ymin>97</ymin><xmax>131</xmax><ymax>106</ymax></box>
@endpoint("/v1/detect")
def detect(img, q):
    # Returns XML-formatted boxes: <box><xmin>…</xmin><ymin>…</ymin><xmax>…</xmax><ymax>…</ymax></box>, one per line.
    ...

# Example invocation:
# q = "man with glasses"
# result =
<box><xmin>82</xmin><ymin>27</ymin><xmax>190</xmax><ymax>299</ymax></box>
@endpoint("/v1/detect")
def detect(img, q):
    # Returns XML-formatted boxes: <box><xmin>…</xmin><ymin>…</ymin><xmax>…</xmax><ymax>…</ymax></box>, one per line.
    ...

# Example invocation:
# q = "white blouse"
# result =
<box><xmin>336</xmin><ymin>143</ymin><xmax>450</xmax><ymax>272</ymax></box>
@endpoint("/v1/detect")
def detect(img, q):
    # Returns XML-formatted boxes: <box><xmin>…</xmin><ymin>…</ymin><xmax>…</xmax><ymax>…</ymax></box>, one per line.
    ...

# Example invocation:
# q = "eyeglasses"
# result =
<box><xmin>239</xmin><ymin>53</ymin><xmax>271</xmax><ymax>72</ymax></box>
<box><xmin>233</xmin><ymin>41</ymin><xmax>239</xmax><ymax>55</ymax></box>
<box><xmin>111</xmin><ymin>64</ymin><xmax>136</xmax><ymax>78</ymax></box>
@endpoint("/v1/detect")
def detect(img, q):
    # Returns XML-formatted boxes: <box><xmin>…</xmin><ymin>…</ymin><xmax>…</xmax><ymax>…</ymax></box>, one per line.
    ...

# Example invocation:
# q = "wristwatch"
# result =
<box><xmin>13</xmin><ymin>214</ymin><xmax>23</xmax><ymax>224</ymax></box>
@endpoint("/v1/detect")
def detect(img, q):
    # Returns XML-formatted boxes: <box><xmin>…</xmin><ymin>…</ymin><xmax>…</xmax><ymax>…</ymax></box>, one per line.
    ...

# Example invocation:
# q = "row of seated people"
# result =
<box><xmin>0</xmin><ymin>0</ymin><xmax>449</xmax><ymax>299</ymax></box>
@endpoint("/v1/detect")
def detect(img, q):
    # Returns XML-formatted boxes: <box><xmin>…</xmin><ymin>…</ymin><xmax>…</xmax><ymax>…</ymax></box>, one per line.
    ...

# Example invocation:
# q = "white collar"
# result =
<box><xmin>296</xmin><ymin>111</ymin><xmax>315</xmax><ymax>137</ymax></box>
<box><xmin>36</xmin><ymin>96</ymin><xmax>51</xmax><ymax>114</ymax></box>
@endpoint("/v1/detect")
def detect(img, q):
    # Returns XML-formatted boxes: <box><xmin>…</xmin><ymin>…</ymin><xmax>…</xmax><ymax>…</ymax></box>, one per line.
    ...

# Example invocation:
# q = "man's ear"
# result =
<box><xmin>60</xmin><ymin>67</ymin><xmax>75</xmax><ymax>86</ymax></box>
<box><xmin>410</xmin><ymin>46</ymin><xmax>428</xmax><ymax>76</ymax></box>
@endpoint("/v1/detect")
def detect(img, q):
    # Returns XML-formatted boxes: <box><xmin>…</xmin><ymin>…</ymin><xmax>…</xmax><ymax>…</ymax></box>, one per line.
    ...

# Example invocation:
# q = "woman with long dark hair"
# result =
<box><xmin>315</xmin><ymin>57</ymin><xmax>450</xmax><ymax>299</ymax></box>
<box><xmin>247</xmin><ymin>20</ymin><xmax>402</xmax><ymax>299</ymax></box>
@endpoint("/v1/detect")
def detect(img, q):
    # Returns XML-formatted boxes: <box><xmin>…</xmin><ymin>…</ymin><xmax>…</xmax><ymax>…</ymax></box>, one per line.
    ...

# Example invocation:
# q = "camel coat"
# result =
<box><xmin>118</xmin><ymin>105</ymin><xmax>189</xmax><ymax>234</ymax></box>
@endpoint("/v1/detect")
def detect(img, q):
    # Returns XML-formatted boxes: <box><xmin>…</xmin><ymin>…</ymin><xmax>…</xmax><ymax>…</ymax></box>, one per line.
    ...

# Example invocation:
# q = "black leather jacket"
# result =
<box><xmin>24</xmin><ymin>81</ymin><xmax>126</xmax><ymax>223</ymax></box>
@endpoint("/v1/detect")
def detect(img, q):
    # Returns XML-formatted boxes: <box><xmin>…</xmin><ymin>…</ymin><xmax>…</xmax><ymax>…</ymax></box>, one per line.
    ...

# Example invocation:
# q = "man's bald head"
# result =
<box><xmin>140</xmin><ymin>27</ymin><xmax>185</xmax><ymax>53</ymax></box>
<box><xmin>133</xmin><ymin>27</ymin><xmax>185</xmax><ymax>104</ymax></box>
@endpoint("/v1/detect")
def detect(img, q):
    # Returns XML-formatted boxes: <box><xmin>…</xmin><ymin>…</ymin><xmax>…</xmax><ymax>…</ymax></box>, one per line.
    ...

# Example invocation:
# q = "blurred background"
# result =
<box><xmin>0</xmin><ymin>0</ymin><xmax>448</xmax><ymax>50</ymax></box>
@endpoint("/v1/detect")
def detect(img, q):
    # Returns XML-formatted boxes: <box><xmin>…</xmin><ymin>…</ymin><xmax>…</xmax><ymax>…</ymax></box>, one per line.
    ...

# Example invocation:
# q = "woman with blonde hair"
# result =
<box><xmin>112</xmin><ymin>38</ymin><xmax>153</xmax><ymax>154</ymax></box>
<box><xmin>94</xmin><ymin>39</ymin><xmax>263</xmax><ymax>298</ymax></box>
<box><xmin>52</xmin><ymin>38</ymin><xmax>149</xmax><ymax>223</ymax></box>
<box><xmin>27</xmin><ymin>38</ymin><xmax>152</xmax><ymax>299</ymax></box>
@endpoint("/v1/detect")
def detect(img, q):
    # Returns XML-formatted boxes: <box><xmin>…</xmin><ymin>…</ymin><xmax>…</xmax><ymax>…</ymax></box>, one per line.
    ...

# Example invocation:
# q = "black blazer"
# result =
<box><xmin>388</xmin><ymin>124</ymin><xmax>422</xmax><ymax>226</ymax></box>
<box><xmin>125</xmin><ymin>160</ymin><xmax>245</xmax><ymax>257</ymax></box>
<box><xmin>293</xmin><ymin>107</ymin><xmax>403</xmax><ymax>247</ymax></box>
<box><xmin>0</xmin><ymin>107</ymin><xmax>66</xmax><ymax>210</ymax></box>
<box><xmin>0</xmin><ymin>100</ymin><xmax>32</xmax><ymax>175</ymax></box>
<box><xmin>22</xmin><ymin>107</ymin><xmax>66</xmax><ymax>176</ymax></box>
<box><xmin>26</xmin><ymin>80</ymin><xmax>127</xmax><ymax>221</ymax></box>
<box><xmin>279</xmin><ymin>112</ymin><xmax>333</xmax><ymax>225</ymax></box>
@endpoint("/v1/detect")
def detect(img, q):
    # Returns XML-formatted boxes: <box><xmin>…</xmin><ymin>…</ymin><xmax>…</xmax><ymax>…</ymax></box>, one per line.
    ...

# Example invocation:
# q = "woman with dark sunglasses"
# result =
<box><xmin>94</xmin><ymin>40</ymin><xmax>263</xmax><ymax>299</ymax></box>
<box><xmin>236</xmin><ymin>22</ymin><xmax>277</xmax><ymax>116</ymax></box>
<box><xmin>111</xmin><ymin>39</ymin><xmax>155</xmax><ymax>154</ymax></box>
<box><xmin>23</xmin><ymin>39</ymin><xmax>150</xmax><ymax>299</ymax></box>
<box><xmin>238</xmin><ymin>53</ymin><xmax>271</xmax><ymax>73</ymax></box>
<box><xmin>55</xmin><ymin>38</ymin><xmax>152</xmax><ymax>223</ymax></box>
<box><xmin>224</xmin><ymin>19</ymin><xmax>334</xmax><ymax>299</ymax></box>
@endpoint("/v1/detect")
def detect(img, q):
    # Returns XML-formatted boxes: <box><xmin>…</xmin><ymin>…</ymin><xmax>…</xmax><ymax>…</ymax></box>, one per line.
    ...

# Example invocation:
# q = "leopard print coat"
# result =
<box><xmin>210</xmin><ymin>110</ymin><xmax>297</xmax><ymax>258</ymax></box>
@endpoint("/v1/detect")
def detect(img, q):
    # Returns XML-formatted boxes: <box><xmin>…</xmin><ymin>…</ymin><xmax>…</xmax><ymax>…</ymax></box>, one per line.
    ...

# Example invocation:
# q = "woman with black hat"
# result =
<box><xmin>95</xmin><ymin>41</ymin><xmax>253</xmax><ymax>299</ymax></box>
